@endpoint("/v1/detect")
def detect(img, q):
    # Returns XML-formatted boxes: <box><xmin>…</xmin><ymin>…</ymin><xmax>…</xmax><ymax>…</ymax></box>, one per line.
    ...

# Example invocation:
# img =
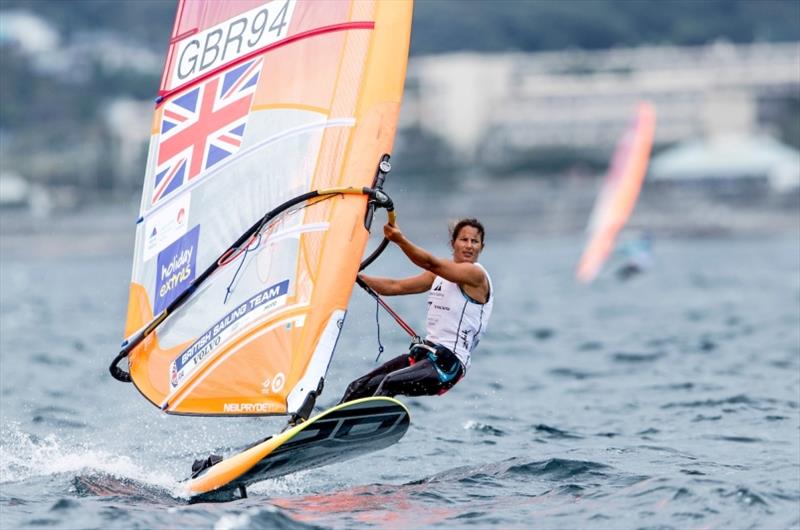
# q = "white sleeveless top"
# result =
<box><xmin>425</xmin><ymin>263</ymin><xmax>493</xmax><ymax>373</ymax></box>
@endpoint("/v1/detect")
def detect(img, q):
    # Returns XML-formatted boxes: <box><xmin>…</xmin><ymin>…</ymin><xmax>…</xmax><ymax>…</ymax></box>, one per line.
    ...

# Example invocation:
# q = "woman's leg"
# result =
<box><xmin>339</xmin><ymin>354</ymin><xmax>410</xmax><ymax>403</ymax></box>
<box><xmin>373</xmin><ymin>358</ymin><xmax>445</xmax><ymax>397</ymax></box>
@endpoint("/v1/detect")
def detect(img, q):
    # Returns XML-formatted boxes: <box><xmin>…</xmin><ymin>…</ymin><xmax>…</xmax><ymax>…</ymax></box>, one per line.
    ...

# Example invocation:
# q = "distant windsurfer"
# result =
<box><xmin>616</xmin><ymin>233</ymin><xmax>653</xmax><ymax>280</ymax></box>
<box><xmin>340</xmin><ymin>218</ymin><xmax>493</xmax><ymax>403</ymax></box>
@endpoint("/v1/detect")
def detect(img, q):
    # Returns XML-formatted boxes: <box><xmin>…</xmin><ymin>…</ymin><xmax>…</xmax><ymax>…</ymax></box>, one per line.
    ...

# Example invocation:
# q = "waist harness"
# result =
<box><xmin>410</xmin><ymin>341</ymin><xmax>462</xmax><ymax>383</ymax></box>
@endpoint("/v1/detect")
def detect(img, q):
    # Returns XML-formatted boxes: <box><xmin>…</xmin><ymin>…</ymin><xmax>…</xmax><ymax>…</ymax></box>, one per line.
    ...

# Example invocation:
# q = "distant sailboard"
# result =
<box><xmin>109</xmin><ymin>0</ymin><xmax>414</xmax><ymax>499</ymax></box>
<box><xmin>576</xmin><ymin>102</ymin><xmax>656</xmax><ymax>283</ymax></box>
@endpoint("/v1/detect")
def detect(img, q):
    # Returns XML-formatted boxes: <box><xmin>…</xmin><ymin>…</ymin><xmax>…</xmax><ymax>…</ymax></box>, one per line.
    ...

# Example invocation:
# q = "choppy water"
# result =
<box><xmin>1</xmin><ymin>206</ymin><xmax>798</xmax><ymax>529</ymax></box>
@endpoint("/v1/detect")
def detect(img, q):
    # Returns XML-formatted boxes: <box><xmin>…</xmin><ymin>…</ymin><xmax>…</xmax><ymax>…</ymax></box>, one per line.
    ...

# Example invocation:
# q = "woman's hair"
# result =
<box><xmin>450</xmin><ymin>218</ymin><xmax>485</xmax><ymax>246</ymax></box>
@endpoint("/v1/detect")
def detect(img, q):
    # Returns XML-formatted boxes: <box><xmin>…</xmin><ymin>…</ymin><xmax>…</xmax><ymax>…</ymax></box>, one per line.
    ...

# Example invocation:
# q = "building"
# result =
<box><xmin>402</xmin><ymin>42</ymin><xmax>800</xmax><ymax>162</ymax></box>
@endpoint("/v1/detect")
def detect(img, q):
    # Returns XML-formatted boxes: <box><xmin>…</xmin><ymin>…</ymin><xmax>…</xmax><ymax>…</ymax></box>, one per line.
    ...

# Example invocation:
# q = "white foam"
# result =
<box><xmin>0</xmin><ymin>421</ymin><xmax>178</xmax><ymax>494</ymax></box>
<box><xmin>463</xmin><ymin>420</ymin><xmax>479</xmax><ymax>430</ymax></box>
<box><xmin>247</xmin><ymin>469</ymin><xmax>309</xmax><ymax>496</ymax></box>
<box><xmin>214</xmin><ymin>512</ymin><xmax>253</xmax><ymax>530</ymax></box>
<box><xmin>214</xmin><ymin>506</ymin><xmax>280</xmax><ymax>530</ymax></box>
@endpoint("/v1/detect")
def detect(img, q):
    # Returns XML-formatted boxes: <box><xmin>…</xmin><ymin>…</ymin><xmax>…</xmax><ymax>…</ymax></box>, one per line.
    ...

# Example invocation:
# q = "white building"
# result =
<box><xmin>402</xmin><ymin>42</ymin><xmax>800</xmax><ymax>161</ymax></box>
<box><xmin>650</xmin><ymin>134</ymin><xmax>800</xmax><ymax>191</ymax></box>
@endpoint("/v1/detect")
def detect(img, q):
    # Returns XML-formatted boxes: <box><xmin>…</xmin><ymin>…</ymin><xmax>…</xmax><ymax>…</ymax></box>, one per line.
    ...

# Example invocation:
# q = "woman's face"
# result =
<box><xmin>451</xmin><ymin>226</ymin><xmax>484</xmax><ymax>263</ymax></box>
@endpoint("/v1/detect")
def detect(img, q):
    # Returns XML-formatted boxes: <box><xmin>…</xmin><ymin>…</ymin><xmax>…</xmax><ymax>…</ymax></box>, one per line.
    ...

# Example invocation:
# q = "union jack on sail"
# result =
<box><xmin>152</xmin><ymin>58</ymin><xmax>263</xmax><ymax>204</ymax></box>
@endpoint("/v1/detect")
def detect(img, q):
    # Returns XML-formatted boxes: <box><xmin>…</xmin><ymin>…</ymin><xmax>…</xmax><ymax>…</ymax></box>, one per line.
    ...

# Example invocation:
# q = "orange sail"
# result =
<box><xmin>576</xmin><ymin>102</ymin><xmax>656</xmax><ymax>283</ymax></box>
<box><xmin>120</xmin><ymin>0</ymin><xmax>413</xmax><ymax>416</ymax></box>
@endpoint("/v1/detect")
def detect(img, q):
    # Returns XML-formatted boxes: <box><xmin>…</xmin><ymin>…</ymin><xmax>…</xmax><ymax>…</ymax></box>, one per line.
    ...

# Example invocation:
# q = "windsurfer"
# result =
<box><xmin>340</xmin><ymin>218</ymin><xmax>493</xmax><ymax>403</ymax></box>
<box><xmin>616</xmin><ymin>232</ymin><xmax>653</xmax><ymax>280</ymax></box>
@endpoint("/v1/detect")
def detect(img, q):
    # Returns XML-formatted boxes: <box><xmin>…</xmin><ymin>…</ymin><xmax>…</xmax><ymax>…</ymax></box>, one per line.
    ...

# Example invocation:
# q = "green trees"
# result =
<box><xmin>410</xmin><ymin>0</ymin><xmax>800</xmax><ymax>55</ymax></box>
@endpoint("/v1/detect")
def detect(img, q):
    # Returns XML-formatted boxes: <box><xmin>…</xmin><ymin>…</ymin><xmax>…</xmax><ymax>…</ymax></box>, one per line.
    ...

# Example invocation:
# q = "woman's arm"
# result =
<box><xmin>358</xmin><ymin>271</ymin><xmax>435</xmax><ymax>296</ymax></box>
<box><xmin>385</xmin><ymin>224</ymin><xmax>486</xmax><ymax>290</ymax></box>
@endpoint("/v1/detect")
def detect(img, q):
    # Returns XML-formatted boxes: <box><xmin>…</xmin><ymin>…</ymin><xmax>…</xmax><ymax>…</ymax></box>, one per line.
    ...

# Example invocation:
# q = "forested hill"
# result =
<box><xmin>411</xmin><ymin>0</ymin><xmax>800</xmax><ymax>54</ymax></box>
<box><xmin>3</xmin><ymin>0</ymin><xmax>799</xmax><ymax>55</ymax></box>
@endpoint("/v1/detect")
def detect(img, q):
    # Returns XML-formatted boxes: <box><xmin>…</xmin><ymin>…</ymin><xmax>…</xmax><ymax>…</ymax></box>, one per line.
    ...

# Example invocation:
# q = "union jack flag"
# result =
<box><xmin>152</xmin><ymin>58</ymin><xmax>263</xmax><ymax>204</ymax></box>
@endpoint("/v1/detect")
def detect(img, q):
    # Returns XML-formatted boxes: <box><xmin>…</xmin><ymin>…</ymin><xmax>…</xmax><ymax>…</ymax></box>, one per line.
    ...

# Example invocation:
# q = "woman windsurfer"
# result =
<box><xmin>340</xmin><ymin>218</ymin><xmax>493</xmax><ymax>402</ymax></box>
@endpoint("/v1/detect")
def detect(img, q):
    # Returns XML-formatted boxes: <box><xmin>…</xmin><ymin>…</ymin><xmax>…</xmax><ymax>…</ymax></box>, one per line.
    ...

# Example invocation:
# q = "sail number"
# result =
<box><xmin>171</xmin><ymin>0</ymin><xmax>297</xmax><ymax>89</ymax></box>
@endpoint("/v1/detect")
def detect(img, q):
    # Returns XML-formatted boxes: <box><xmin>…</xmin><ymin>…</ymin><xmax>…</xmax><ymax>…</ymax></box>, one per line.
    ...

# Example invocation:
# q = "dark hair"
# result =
<box><xmin>450</xmin><ymin>218</ymin><xmax>485</xmax><ymax>246</ymax></box>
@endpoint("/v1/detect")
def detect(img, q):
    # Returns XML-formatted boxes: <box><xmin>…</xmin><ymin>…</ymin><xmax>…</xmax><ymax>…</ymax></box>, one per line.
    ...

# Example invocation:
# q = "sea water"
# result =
<box><xmin>1</xmin><ymin>203</ymin><xmax>798</xmax><ymax>530</ymax></box>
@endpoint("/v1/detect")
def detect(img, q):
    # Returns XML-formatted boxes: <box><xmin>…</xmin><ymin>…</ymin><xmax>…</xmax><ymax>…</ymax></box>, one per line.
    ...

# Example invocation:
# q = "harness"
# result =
<box><xmin>409</xmin><ymin>340</ymin><xmax>462</xmax><ymax>383</ymax></box>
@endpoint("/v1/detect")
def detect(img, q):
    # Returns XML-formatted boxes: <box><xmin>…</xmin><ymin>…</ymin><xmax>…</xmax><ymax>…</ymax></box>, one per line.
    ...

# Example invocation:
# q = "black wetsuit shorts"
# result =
<box><xmin>339</xmin><ymin>342</ymin><xmax>464</xmax><ymax>403</ymax></box>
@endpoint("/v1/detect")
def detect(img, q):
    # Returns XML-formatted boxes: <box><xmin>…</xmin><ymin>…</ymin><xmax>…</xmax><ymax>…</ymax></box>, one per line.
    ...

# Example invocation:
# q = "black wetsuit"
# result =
<box><xmin>339</xmin><ymin>342</ymin><xmax>463</xmax><ymax>403</ymax></box>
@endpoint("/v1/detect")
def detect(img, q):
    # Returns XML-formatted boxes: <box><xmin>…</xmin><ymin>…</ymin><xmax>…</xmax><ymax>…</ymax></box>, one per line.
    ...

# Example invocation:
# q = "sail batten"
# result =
<box><xmin>141</xmin><ymin>117</ymin><xmax>356</xmax><ymax>221</ymax></box>
<box><xmin>120</xmin><ymin>0</ymin><xmax>413</xmax><ymax>416</ymax></box>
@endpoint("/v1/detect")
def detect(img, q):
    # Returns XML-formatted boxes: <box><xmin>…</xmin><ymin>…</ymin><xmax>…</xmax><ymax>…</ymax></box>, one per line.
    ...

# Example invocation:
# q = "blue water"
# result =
<box><xmin>1</xmin><ymin>204</ymin><xmax>798</xmax><ymax>529</ymax></box>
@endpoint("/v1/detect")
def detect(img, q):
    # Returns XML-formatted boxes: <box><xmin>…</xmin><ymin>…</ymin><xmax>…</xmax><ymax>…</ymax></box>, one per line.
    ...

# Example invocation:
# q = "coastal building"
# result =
<box><xmin>402</xmin><ymin>42</ymin><xmax>800</xmax><ymax>162</ymax></box>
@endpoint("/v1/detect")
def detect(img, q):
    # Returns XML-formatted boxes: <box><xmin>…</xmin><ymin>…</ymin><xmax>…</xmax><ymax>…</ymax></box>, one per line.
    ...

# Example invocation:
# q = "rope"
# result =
<box><xmin>374</xmin><ymin>297</ymin><xmax>385</xmax><ymax>362</ymax></box>
<box><xmin>224</xmin><ymin>233</ymin><xmax>261</xmax><ymax>304</ymax></box>
<box><xmin>220</xmin><ymin>195</ymin><xmax>336</xmax><ymax>304</ymax></box>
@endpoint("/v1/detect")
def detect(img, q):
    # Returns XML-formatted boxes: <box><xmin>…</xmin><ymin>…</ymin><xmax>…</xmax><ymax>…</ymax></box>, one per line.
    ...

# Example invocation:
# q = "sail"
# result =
<box><xmin>576</xmin><ymin>102</ymin><xmax>656</xmax><ymax>283</ymax></box>
<box><xmin>122</xmin><ymin>0</ymin><xmax>413</xmax><ymax>416</ymax></box>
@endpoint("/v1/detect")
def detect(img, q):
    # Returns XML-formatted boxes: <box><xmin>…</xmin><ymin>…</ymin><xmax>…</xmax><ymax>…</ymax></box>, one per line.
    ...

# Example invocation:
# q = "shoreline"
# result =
<box><xmin>1</xmin><ymin>178</ymin><xmax>797</xmax><ymax>259</ymax></box>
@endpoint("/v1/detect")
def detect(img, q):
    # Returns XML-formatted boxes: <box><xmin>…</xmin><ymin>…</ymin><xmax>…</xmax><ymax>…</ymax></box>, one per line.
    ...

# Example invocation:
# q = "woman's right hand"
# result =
<box><xmin>383</xmin><ymin>223</ymin><xmax>403</xmax><ymax>243</ymax></box>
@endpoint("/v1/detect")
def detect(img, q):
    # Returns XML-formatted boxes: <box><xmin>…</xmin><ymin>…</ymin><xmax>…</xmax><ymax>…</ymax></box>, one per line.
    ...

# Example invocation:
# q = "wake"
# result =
<box><xmin>0</xmin><ymin>422</ymin><xmax>184</xmax><ymax>500</ymax></box>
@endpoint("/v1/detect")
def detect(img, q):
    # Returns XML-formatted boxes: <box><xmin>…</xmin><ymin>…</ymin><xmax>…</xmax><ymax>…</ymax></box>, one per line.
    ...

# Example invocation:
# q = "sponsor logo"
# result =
<box><xmin>429</xmin><ymin>281</ymin><xmax>444</xmax><ymax>302</ymax></box>
<box><xmin>168</xmin><ymin>279</ymin><xmax>290</xmax><ymax>389</ymax></box>
<box><xmin>271</xmin><ymin>372</ymin><xmax>285</xmax><ymax>393</ymax></box>
<box><xmin>143</xmin><ymin>193</ymin><xmax>191</xmax><ymax>261</ymax></box>
<box><xmin>460</xmin><ymin>330</ymin><xmax>470</xmax><ymax>349</ymax></box>
<box><xmin>260</xmin><ymin>372</ymin><xmax>286</xmax><ymax>395</ymax></box>
<box><xmin>223</xmin><ymin>402</ymin><xmax>282</xmax><ymax>413</ymax></box>
<box><xmin>155</xmin><ymin>225</ymin><xmax>200</xmax><ymax>314</ymax></box>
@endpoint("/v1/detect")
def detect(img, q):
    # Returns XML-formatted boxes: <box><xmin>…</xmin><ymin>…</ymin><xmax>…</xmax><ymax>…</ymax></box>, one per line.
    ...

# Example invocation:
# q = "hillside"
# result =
<box><xmin>1</xmin><ymin>0</ymin><xmax>798</xmax><ymax>192</ymax></box>
<box><xmin>4</xmin><ymin>0</ymin><xmax>799</xmax><ymax>54</ymax></box>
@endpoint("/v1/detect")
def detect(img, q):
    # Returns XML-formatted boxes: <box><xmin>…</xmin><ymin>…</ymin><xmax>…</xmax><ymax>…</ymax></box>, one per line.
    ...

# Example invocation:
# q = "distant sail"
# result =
<box><xmin>576</xmin><ymin>102</ymin><xmax>656</xmax><ymax>283</ymax></box>
<box><xmin>122</xmin><ymin>0</ymin><xmax>413</xmax><ymax>415</ymax></box>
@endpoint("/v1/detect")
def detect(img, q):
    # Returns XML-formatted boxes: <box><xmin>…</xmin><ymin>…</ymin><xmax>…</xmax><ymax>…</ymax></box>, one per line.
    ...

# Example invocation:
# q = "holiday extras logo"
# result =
<box><xmin>155</xmin><ymin>225</ymin><xmax>200</xmax><ymax>313</ymax></box>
